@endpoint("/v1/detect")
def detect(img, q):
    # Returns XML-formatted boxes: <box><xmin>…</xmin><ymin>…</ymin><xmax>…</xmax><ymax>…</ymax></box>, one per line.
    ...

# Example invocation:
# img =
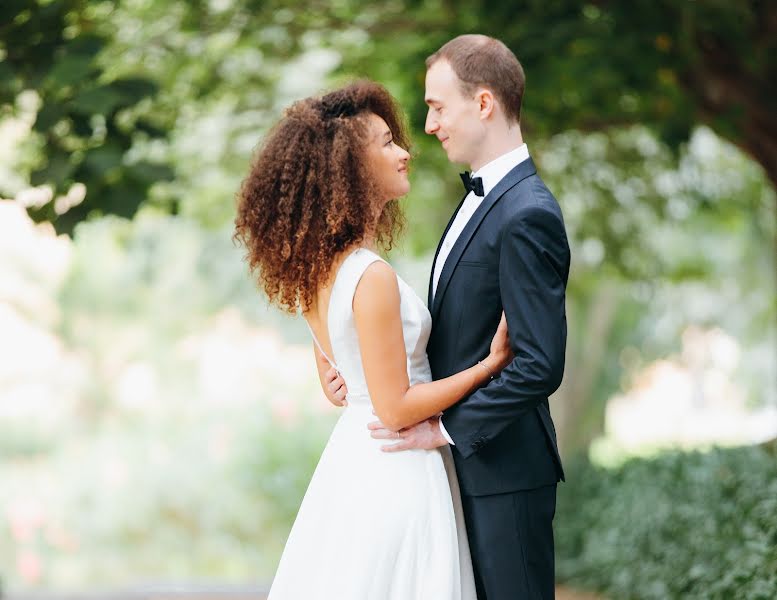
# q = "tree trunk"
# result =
<box><xmin>685</xmin><ymin>24</ymin><xmax>777</xmax><ymax>192</ymax></box>
<box><xmin>553</xmin><ymin>281</ymin><xmax>620</xmax><ymax>459</ymax></box>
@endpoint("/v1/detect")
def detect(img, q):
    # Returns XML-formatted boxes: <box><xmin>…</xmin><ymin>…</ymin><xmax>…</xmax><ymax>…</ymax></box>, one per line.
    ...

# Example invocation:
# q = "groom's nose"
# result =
<box><xmin>424</xmin><ymin>109</ymin><xmax>439</xmax><ymax>135</ymax></box>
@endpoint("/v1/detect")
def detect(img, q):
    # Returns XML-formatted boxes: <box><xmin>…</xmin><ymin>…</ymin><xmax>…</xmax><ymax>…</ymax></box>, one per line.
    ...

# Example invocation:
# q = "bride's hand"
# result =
<box><xmin>485</xmin><ymin>312</ymin><xmax>513</xmax><ymax>374</ymax></box>
<box><xmin>321</xmin><ymin>362</ymin><xmax>348</xmax><ymax>407</ymax></box>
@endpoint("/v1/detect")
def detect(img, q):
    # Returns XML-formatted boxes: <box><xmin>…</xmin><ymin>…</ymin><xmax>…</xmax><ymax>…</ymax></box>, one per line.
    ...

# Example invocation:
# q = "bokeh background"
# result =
<box><xmin>1</xmin><ymin>1</ymin><xmax>775</xmax><ymax>598</ymax></box>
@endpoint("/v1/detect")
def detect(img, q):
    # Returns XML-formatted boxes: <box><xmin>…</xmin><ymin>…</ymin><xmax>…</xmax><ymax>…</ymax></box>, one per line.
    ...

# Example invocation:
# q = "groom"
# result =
<box><xmin>326</xmin><ymin>34</ymin><xmax>569</xmax><ymax>599</ymax></box>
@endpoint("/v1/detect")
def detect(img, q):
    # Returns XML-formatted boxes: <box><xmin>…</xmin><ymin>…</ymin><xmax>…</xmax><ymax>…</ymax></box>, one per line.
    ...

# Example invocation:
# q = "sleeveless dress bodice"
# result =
<box><xmin>268</xmin><ymin>248</ymin><xmax>476</xmax><ymax>600</ymax></box>
<box><xmin>317</xmin><ymin>247</ymin><xmax>433</xmax><ymax>398</ymax></box>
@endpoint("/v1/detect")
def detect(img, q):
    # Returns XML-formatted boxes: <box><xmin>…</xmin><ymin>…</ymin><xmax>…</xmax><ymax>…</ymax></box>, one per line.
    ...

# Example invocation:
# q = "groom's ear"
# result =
<box><xmin>476</xmin><ymin>88</ymin><xmax>496</xmax><ymax>121</ymax></box>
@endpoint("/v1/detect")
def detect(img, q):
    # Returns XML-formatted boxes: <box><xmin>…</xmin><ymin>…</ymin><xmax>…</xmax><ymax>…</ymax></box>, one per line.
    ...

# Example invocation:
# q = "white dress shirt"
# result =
<box><xmin>435</xmin><ymin>144</ymin><xmax>531</xmax><ymax>445</ymax></box>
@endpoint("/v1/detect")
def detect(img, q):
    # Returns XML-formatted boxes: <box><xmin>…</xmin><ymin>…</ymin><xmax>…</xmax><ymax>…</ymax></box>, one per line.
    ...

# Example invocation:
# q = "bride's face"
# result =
<box><xmin>365</xmin><ymin>113</ymin><xmax>411</xmax><ymax>202</ymax></box>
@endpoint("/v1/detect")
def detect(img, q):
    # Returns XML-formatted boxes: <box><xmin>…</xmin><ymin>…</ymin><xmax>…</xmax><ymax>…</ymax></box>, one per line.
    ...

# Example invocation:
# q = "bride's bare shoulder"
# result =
<box><xmin>353</xmin><ymin>261</ymin><xmax>399</xmax><ymax>315</ymax></box>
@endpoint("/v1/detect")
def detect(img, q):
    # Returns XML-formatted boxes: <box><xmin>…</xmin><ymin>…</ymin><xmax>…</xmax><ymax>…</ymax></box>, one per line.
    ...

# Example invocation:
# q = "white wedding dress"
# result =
<box><xmin>267</xmin><ymin>248</ymin><xmax>476</xmax><ymax>600</ymax></box>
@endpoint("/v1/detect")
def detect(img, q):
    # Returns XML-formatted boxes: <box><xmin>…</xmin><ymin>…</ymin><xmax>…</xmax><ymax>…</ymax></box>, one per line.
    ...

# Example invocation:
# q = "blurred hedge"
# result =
<box><xmin>556</xmin><ymin>443</ymin><xmax>777</xmax><ymax>599</ymax></box>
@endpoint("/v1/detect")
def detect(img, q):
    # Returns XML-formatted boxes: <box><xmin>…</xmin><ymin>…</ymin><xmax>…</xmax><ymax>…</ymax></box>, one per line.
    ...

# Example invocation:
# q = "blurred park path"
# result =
<box><xmin>556</xmin><ymin>585</ymin><xmax>604</xmax><ymax>600</ymax></box>
<box><xmin>5</xmin><ymin>583</ymin><xmax>603</xmax><ymax>599</ymax></box>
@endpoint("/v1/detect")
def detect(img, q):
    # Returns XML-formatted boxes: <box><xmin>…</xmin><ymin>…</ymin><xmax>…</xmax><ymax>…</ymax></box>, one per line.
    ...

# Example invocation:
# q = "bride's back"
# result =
<box><xmin>304</xmin><ymin>247</ymin><xmax>432</xmax><ymax>406</ymax></box>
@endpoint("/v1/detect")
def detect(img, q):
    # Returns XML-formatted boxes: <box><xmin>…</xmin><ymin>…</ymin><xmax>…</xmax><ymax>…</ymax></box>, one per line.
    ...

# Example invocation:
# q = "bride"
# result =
<box><xmin>234</xmin><ymin>81</ymin><xmax>512</xmax><ymax>599</ymax></box>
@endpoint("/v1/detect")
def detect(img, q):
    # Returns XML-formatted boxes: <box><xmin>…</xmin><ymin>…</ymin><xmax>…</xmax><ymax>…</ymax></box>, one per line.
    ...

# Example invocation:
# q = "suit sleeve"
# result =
<box><xmin>443</xmin><ymin>204</ymin><xmax>570</xmax><ymax>458</ymax></box>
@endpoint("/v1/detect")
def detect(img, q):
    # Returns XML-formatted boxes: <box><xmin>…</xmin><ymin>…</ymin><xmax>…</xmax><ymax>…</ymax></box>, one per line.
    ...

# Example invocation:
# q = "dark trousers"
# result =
<box><xmin>461</xmin><ymin>484</ymin><xmax>557</xmax><ymax>600</ymax></box>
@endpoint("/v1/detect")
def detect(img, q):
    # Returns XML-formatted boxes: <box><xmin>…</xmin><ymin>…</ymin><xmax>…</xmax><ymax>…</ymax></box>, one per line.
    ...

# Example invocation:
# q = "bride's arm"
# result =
<box><xmin>354</xmin><ymin>261</ymin><xmax>510</xmax><ymax>431</ymax></box>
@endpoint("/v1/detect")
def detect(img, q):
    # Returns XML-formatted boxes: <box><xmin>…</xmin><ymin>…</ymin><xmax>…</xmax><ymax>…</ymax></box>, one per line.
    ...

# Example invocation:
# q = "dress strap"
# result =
<box><xmin>304</xmin><ymin>318</ymin><xmax>340</xmax><ymax>374</ymax></box>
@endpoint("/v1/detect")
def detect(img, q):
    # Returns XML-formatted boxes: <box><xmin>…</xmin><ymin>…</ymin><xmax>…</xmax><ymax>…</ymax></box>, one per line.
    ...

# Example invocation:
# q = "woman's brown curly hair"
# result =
<box><xmin>234</xmin><ymin>80</ymin><xmax>410</xmax><ymax>314</ymax></box>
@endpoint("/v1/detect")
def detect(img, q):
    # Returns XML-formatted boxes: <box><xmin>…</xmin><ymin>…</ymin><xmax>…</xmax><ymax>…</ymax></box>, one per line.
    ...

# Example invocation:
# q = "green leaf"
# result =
<box><xmin>34</xmin><ymin>102</ymin><xmax>64</xmax><ymax>130</ymax></box>
<box><xmin>83</xmin><ymin>143</ymin><xmax>125</xmax><ymax>174</ymax></box>
<box><xmin>134</xmin><ymin>118</ymin><xmax>167</xmax><ymax>138</ymax></box>
<box><xmin>128</xmin><ymin>161</ymin><xmax>175</xmax><ymax>184</ymax></box>
<box><xmin>68</xmin><ymin>33</ymin><xmax>104</xmax><ymax>57</ymax></box>
<box><xmin>100</xmin><ymin>179</ymin><xmax>146</xmax><ymax>218</ymax></box>
<box><xmin>30</xmin><ymin>151</ymin><xmax>73</xmax><ymax>187</ymax></box>
<box><xmin>46</xmin><ymin>53</ymin><xmax>94</xmax><ymax>87</ymax></box>
<box><xmin>0</xmin><ymin>62</ymin><xmax>16</xmax><ymax>100</ymax></box>
<box><xmin>72</xmin><ymin>85</ymin><xmax>124</xmax><ymax>115</ymax></box>
<box><xmin>111</xmin><ymin>77</ymin><xmax>159</xmax><ymax>105</ymax></box>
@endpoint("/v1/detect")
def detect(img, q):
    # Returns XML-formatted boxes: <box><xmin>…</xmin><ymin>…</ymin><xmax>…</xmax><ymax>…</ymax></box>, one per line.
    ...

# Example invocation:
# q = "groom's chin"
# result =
<box><xmin>443</xmin><ymin>147</ymin><xmax>464</xmax><ymax>164</ymax></box>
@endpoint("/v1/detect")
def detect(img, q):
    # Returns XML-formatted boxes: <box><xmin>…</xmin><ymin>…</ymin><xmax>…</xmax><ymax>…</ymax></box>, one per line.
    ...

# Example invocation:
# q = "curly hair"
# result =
<box><xmin>234</xmin><ymin>81</ymin><xmax>410</xmax><ymax>314</ymax></box>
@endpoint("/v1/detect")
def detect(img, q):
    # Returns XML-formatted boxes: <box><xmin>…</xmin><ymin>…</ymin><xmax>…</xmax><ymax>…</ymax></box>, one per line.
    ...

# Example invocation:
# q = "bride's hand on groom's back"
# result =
<box><xmin>323</xmin><ymin>364</ymin><xmax>348</xmax><ymax>407</ymax></box>
<box><xmin>487</xmin><ymin>311</ymin><xmax>514</xmax><ymax>373</ymax></box>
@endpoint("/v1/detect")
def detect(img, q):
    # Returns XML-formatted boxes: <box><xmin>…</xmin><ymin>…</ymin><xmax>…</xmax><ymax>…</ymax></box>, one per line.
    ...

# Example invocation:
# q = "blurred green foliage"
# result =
<box><xmin>0</xmin><ymin>212</ymin><xmax>337</xmax><ymax>587</ymax></box>
<box><xmin>350</xmin><ymin>0</ymin><xmax>776</xmax><ymax>172</ymax></box>
<box><xmin>539</xmin><ymin>126</ymin><xmax>775</xmax><ymax>451</ymax></box>
<box><xmin>556</xmin><ymin>444</ymin><xmax>777</xmax><ymax>599</ymax></box>
<box><xmin>0</xmin><ymin>404</ymin><xmax>334</xmax><ymax>585</ymax></box>
<box><xmin>0</xmin><ymin>0</ymin><xmax>173</xmax><ymax>233</ymax></box>
<box><xmin>0</xmin><ymin>1</ymin><xmax>775</xmax><ymax>592</ymax></box>
<box><xmin>0</xmin><ymin>204</ymin><xmax>772</xmax><ymax>590</ymax></box>
<box><xmin>1</xmin><ymin>0</ymin><xmax>774</xmax><ymax>235</ymax></box>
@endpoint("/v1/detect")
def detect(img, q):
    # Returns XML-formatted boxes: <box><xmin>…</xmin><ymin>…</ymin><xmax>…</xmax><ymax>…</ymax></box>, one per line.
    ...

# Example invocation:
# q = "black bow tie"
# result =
<box><xmin>460</xmin><ymin>172</ymin><xmax>484</xmax><ymax>197</ymax></box>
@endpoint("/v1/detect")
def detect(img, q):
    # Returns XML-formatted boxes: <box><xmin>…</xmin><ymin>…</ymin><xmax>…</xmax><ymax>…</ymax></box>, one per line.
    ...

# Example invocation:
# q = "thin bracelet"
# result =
<box><xmin>478</xmin><ymin>360</ymin><xmax>494</xmax><ymax>380</ymax></box>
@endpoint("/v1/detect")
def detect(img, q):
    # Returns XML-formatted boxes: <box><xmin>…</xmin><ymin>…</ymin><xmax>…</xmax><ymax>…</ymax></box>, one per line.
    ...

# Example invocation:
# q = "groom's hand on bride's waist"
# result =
<box><xmin>367</xmin><ymin>415</ymin><xmax>448</xmax><ymax>452</ymax></box>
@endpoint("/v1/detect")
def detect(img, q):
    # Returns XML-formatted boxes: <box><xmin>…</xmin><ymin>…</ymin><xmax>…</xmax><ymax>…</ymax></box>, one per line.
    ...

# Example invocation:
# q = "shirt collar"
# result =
<box><xmin>472</xmin><ymin>144</ymin><xmax>530</xmax><ymax>198</ymax></box>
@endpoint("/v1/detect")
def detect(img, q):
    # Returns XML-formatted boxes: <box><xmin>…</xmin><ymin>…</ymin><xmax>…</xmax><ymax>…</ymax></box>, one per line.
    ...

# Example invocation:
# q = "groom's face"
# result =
<box><xmin>424</xmin><ymin>59</ymin><xmax>484</xmax><ymax>166</ymax></box>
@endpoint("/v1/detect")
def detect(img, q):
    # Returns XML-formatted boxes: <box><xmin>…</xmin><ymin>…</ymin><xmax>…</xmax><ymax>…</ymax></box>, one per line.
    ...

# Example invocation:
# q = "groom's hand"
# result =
<box><xmin>368</xmin><ymin>416</ymin><xmax>448</xmax><ymax>452</ymax></box>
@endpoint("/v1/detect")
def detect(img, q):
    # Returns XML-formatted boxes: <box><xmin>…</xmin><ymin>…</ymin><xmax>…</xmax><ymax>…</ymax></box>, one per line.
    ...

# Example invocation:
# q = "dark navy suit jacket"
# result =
<box><xmin>428</xmin><ymin>158</ymin><xmax>569</xmax><ymax>497</ymax></box>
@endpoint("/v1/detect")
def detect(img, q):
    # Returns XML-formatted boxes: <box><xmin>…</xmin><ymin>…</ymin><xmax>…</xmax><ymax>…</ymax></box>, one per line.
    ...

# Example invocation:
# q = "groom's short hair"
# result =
<box><xmin>426</xmin><ymin>34</ymin><xmax>525</xmax><ymax>124</ymax></box>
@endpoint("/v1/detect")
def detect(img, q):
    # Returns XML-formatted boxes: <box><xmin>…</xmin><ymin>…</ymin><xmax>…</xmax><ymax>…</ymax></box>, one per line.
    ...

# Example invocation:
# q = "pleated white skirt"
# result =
<box><xmin>267</xmin><ymin>401</ymin><xmax>476</xmax><ymax>600</ymax></box>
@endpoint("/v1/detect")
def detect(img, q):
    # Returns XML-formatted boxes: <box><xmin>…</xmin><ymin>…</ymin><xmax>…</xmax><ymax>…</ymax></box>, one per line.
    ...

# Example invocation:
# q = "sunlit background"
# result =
<box><xmin>1</xmin><ymin>1</ymin><xmax>775</xmax><ymax>598</ymax></box>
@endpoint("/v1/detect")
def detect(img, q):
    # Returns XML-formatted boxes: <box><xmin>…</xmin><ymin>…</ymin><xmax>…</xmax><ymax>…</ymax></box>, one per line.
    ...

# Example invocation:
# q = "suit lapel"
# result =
<box><xmin>431</xmin><ymin>158</ymin><xmax>537</xmax><ymax>319</ymax></box>
<box><xmin>428</xmin><ymin>191</ymin><xmax>469</xmax><ymax>308</ymax></box>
